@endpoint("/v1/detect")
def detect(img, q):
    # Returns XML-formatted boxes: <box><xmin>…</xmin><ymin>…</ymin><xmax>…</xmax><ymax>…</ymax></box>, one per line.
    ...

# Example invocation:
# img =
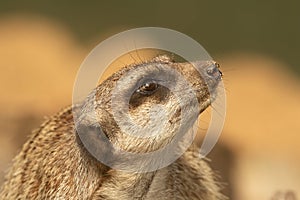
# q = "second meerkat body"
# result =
<box><xmin>0</xmin><ymin>55</ymin><xmax>225</xmax><ymax>199</ymax></box>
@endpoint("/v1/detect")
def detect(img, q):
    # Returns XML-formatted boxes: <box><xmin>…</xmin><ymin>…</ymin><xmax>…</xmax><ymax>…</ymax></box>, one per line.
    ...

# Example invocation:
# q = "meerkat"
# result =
<box><xmin>0</xmin><ymin>55</ymin><xmax>226</xmax><ymax>199</ymax></box>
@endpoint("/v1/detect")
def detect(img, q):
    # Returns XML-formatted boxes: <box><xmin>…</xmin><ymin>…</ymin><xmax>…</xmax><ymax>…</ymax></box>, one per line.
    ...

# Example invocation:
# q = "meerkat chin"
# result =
<box><xmin>0</xmin><ymin>55</ymin><xmax>226</xmax><ymax>200</ymax></box>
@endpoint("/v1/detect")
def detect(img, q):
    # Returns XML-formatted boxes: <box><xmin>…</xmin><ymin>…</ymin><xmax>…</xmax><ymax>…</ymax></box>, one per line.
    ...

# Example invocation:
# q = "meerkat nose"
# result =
<box><xmin>205</xmin><ymin>62</ymin><xmax>222</xmax><ymax>81</ymax></box>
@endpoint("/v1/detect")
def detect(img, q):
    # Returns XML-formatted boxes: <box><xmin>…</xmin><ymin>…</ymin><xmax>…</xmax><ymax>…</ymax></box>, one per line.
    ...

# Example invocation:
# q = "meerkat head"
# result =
<box><xmin>75</xmin><ymin>55</ymin><xmax>222</xmax><ymax>171</ymax></box>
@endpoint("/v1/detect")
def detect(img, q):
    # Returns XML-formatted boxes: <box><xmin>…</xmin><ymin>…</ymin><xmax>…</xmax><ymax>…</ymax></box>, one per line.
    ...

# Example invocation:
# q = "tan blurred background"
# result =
<box><xmin>0</xmin><ymin>2</ymin><xmax>299</xmax><ymax>200</ymax></box>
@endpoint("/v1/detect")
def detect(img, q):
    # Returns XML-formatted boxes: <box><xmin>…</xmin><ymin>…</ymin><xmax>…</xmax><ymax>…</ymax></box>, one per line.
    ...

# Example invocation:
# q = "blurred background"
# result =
<box><xmin>0</xmin><ymin>1</ymin><xmax>299</xmax><ymax>199</ymax></box>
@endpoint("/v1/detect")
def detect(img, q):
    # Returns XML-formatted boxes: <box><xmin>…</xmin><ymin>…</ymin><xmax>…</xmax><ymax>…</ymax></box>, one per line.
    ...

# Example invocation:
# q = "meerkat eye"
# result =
<box><xmin>136</xmin><ymin>82</ymin><xmax>159</xmax><ymax>95</ymax></box>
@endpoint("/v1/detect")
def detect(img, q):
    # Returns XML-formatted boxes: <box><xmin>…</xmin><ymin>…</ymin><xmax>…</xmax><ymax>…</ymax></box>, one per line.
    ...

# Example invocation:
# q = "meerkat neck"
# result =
<box><xmin>93</xmin><ymin>170</ymin><xmax>157</xmax><ymax>199</ymax></box>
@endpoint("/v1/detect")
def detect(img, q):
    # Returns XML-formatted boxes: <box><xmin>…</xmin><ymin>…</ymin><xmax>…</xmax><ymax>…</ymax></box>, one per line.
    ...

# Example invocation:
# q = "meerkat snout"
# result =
<box><xmin>203</xmin><ymin>62</ymin><xmax>222</xmax><ymax>80</ymax></box>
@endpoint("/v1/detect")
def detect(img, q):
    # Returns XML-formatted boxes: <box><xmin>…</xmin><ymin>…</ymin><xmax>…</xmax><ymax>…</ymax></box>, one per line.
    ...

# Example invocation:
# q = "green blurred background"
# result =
<box><xmin>1</xmin><ymin>0</ymin><xmax>299</xmax><ymax>74</ymax></box>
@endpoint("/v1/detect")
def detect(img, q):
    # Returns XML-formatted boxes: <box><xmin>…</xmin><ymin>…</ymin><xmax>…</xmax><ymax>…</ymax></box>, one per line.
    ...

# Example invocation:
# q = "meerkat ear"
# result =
<box><xmin>74</xmin><ymin>108</ymin><xmax>115</xmax><ymax>165</ymax></box>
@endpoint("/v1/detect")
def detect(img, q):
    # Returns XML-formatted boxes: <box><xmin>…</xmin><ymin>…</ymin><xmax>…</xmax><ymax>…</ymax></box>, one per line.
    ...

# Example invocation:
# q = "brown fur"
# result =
<box><xmin>0</xmin><ymin>55</ymin><xmax>226</xmax><ymax>199</ymax></box>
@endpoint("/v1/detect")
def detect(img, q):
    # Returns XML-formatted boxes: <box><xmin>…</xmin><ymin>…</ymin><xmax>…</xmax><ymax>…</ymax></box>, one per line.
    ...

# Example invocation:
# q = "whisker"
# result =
<box><xmin>133</xmin><ymin>41</ymin><xmax>144</xmax><ymax>63</ymax></box>
<box><xmin>222</xmin><ymin>67</ymin><xmax>238</xmax><ymax>72</ymax></box>
<box><xmin>210</xmin><ymin>103</ymin><xmax>225</xmax><ymax>119</ymax></box>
